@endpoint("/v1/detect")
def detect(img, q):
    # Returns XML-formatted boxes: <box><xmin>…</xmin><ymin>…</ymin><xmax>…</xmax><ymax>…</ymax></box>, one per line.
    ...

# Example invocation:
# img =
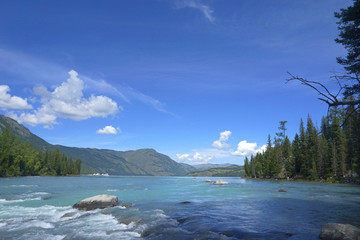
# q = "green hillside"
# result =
<box><xmin>187</xmin><ymin>165</ymin><xmax>245</xmax><ymax>177</ymax></box>
<box><xmin>0</xmin><ymin>114</ymin><xmax>196</xmax><ymax>176</ymax></box>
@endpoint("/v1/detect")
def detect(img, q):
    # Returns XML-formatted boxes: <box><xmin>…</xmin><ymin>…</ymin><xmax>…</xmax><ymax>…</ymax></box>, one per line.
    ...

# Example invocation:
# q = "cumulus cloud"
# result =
<box><xmin>232</xmin><ymin>140</ymin><xmax>267</xmax><ymax>156</ymax></box>
<box><xmin>96</xmin><ymin>125</ymin><xmax>121</xmax><ymax>135</ymax></box>
<box><xmin>10</xmin><ymin>70</ymin><xmax>120</xmax><ymax>128</ymax></box>
<box><xmin>7</xmin><ymin>107</ymin><xmax>57</xmax><ymax>128</ymax></box>
<box><xmin>192</xmin><ymin>152</ymin><xmax>212</xmax><ymax>163</ymax></box>
<box><xmin>176</xmin><ymin>153</ymin><xmax>190</xmax><ymax>162</ymax></box>
<box><xmin>0</xmin><ymin>85</ymin><xmax>32</xmax><ymax>110</ymax></box>
<box><xmin>176</xmin><ymin>0</ymin><xmax>215</xmax><ymax>22</ymax></box>
<box><xmin>176</xmin><ymin>148</ymin><xmax>231</xmax><ymax>164</ymax></box>
<box><xmin>0</xmin><ymin>48</ymin><xmax>172</xmax><ymax>116</ymax></box>
<box><xmin>176</xmin><ymin>130</ymin><xmax>267</xmax><ymax>164</ymax></box>
<box><xmin>176</xmin><ymin>152</ymin><xmax>213</xmax><ymax>164</ymax></box>
<box><xmin>212</xmin><ymin>130</ymin><xmax>231</xmax><ymax>149</ymax></box>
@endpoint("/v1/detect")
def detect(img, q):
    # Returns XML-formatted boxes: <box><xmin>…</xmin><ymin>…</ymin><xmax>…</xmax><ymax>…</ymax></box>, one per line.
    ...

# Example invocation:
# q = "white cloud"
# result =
<box><xmin>96</xmin><ymin>125</ymin><xmax>121</xmax><ymax>135</ymax></box>
<box><xmin>176</xmin><ymin>153</ymin><xmax>190</xmax><ymax>162</ymax></box>
<box><xmin>0</xmin><ymin>48</ymin><xmax>172</xmax><ymax>116</ymax></box>
<box><xmin>258</xmin><ymin>144</ymin><xmax>267</xmax><ymax>153</ymax></box>
<box><xmin>231</xmin><ymin>140</ymin><xmax>267</xmax><ymax>156</ymax></box>
<box><xmin>212</xmin><ymin>130</ymin><xmax>231</xmax><ymax>149</ymax></box>
<box><xmin>190</xmin><ymin>152</ymin><xmax>213</xmax><ymax>163</ymax></box>
<box><xmin>176</xmin><ymin>148</ymin><xmax>231</xmax><ymax>164</ymax></box>
<box><xmin>176</xmin><ymin>0</ymin><xmax>215</xmax><ymax>22</ymax></box>
<box><xmin>176</xmin><ymin>152</ymin><xmax>212</xmax><ymax>164</ymax></box>
<box><xmin>176</xmin><ymin>130</ymin><xmax>267</xmax><ymax>164</ymax></box>
<box><xmin>10</xmin><ymin>70</ymin><xmax>120</xmax><ymax>128</ymax></box>
<box><xmin>8</xmin><ymin>107</ymin><xmax>58</xmax><ymax>128</ymax></box>
<box><xmin>0</xmin><ymin>85</ymin><xmax>32</xmax><ymax>110</ymax></box>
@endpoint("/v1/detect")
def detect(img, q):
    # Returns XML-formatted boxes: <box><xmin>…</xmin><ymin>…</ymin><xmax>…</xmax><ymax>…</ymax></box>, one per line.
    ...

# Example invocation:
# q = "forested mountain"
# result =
<box><xmin>0</xmin><ymin>114</ymin><xmax>195</xmax><ymax>176</ymax></box>
<box><xmin>187</xmin><ymin>165</ymin><xmax>245</xmax><ymax>177</ymax></box>
<box><xmin>245</xmin><ymin>108</ymin><xmax>360</xmax><ymax>182</ymax></box>
<box><xmin>192</xmin><ymin>163</ymin><xmax>234</xmax><ymax>171</ymax></box>
<box><xmin>0</xmin><ymin>127</ymin><xmax>81</xmax><ymax>177</ymax></box>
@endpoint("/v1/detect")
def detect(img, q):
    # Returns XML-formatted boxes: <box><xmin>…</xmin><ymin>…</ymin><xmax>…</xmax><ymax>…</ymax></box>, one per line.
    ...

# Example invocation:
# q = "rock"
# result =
<box><xmin>72</xmin><ymin>194</ymin><xmax>118</xmax><ymax>211</ymax></box>
<box><xmin>61</xmin><ymin>212</ymin><xmax>77</xmax><ymax>218</ymax></box>
<box><xmin>278</xmin><ymin>188</ymin><xmax>287</xmax><ymax>192</ymax></box>
<box><xmin>179</xmin><ymin>201</ymin><xmax>191</xmax><ymax>204</ymax></box>
<box><xmin>141</xmin><ymin>230</ymin><xmax>156</xmax><ymax>238</ymax></box>
<box><xmin>205</xmin><ymin>179</ymin><xmax>212</xmax><ymax>182</ymax></box>
<box><xmin>42</xmin><ymin>196</ymin><xmax>53</xmax><ymax>200</ymax></box>
<box><xmin>319</xmin><ymin>223</ymin><xmax>360</xmax><ymax>240</ymax></box>
<box><xmin>120</xmin><ymin>203</ymin><xmax>133</xmax><ymax>208</ymax></box>
<box><xmin>120</xmin><ymin>217</ymin><xmax>141</xmax><ymax>225</ymax></box>
<box><xmin>212</xmin><ymin>180</ymin><xmax>230</xmax><ymax>185</ymax></box>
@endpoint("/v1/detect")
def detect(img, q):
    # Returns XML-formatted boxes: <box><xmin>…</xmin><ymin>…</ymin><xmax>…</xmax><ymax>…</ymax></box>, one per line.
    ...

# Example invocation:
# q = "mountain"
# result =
<box><xmin>192</xmin><ymin>163</ymin><xmax>235</xmax><ymax>171</ymax></box>
<box><xmin>0</xmin><ymin>114</ymin><xmax>196</xmax><ymax>176</ymax></box>
<box><xmin>0</xmin><ymin>114</ymin><xmax>51</xmax><ymax>150</ymax></box>
<box><xmin>187</xmin><ymin>165</ymin><xmax>245</xmax><ymax>177</ymax></box>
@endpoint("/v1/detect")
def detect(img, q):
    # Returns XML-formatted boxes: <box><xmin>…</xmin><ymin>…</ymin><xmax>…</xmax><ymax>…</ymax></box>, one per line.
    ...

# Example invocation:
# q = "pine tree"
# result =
<box><xmin>305</xmin><ymin>115</ymin><xmax>319</xmax><ymax>178</ymax></box>
<box><xmin>331</xmin><ymin>139</ymin><xmax>338</xmax><ymax>176</ymax></box>
<box><xmin>317</xmin><ymin>135</ymin><xmax>327</xmax><ymax>178</ymax></box>
<box><xmin>299</xmin><ymin>118</ymin><xmax>309</xmax><ymax>177</ymax></box>
<box><xmin>244</xmin><ymin>156</ymin><xmax>250</xmax><ymax>177</ymax></box>
<box><xmin>283</xmin><ymin>136</ymin><xmax>294</xmax><ymax>177</ymax></box>
<box><xmin>343</xmin><ymin>103</ymin><xmax>360</xmax><ymax>176</ymax></box>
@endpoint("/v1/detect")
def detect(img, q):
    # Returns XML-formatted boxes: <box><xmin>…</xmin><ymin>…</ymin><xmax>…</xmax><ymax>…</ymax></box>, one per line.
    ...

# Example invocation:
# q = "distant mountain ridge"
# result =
<box><xmin>0</xmin><ymin>114</ymin><xmax>196</xmax><ymax>176</ymax></box>
<box><xmin>192</xmin><ymin>163</ymin><xmax>235</xmax><ymax>171</ymax></box>
<box><xmin>187</xmin><ymin>165</ymin><xmax>245</xmax><ymax>177</ymax></box>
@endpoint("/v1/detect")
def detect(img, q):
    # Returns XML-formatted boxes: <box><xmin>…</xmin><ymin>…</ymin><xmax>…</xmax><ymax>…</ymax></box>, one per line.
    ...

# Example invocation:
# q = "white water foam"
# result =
<box><xmin>107</xmin><ymin>189</ymin><xmax>119</xmax><ymax>192</ymax></box>
<box><xmin>9</xmin><ymin>185</ymin><xmax>38</xmax><ymax>188</ymax></box>
<box><xmin>0</xmin><ymin>197</ymin><xmax>42</xmax><ymax>203</ymax></box>
<box><xmin>11</xmin><ymin>220</ymin><xmax>55</xmax><ymax>231</ymax></box>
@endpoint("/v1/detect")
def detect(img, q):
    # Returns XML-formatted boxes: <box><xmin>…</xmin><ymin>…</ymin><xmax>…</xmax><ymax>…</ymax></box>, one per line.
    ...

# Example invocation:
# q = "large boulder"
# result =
<box><xmin>73</xmin><ymin>194</ymin><xmax>119</xmax><ymax>211</ymax></box>
<box><xmin>319</xmin><ymin>223</ymin><xmax>360</xmax><ymax>240</ymax></box>
<box><xmin>212</xmin><ymin>179</ymin><xmax>230</xmax><ymax>185</ymax></box>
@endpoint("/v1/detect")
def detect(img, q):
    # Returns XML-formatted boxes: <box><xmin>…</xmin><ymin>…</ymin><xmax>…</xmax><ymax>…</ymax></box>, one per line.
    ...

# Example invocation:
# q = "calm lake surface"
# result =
<box><xmin>0</xmin><ymin>176</ymin><xmax>359</xmax><ymax>240</ymax></box>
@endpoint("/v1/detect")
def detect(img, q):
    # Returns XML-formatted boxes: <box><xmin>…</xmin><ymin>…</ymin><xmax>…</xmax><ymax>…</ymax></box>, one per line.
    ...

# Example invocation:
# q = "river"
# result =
<box><xmin>0</xmin><ymin>176</ymin><xmax>359</xmax><ymax>239</ymax></box>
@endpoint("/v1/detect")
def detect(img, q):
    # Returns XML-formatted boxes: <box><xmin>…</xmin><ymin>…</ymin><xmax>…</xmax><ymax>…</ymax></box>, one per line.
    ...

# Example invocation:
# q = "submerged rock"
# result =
<box><xmin>61</xmin><ymin>212</ymin><xmax>77</xmax><ymax>218</ymax></box>
<box><xmin>179</xmin><ymin>201</ymin><xmax>191</xmax><ymax>204</ymax></box>
<box><xmin>212</xmin><ymin>180</ymin><xmax>230</xmax><ymax>185</ymax></box>
<box><xmin>120</xmin><ymin>203</ymin><xmax>133</xmax><ymax>208</ymax></box>
<box><xmin>42</xmin><ymin>196</ymin><xmax>53</xmax><ymax>200</ymax></box>
<box><xmin>278</xmin><ymin>188</ymin><xmax>287</xmax><ymax>192</ymax></box>
<box><xmin>120</xmin><ymin>217</ymin><xmax>141</xmax><ymax>225</ymax></box>
<box><xmin>319</xmin><ymin>223</ymin><xmax>360</xmax><ymax>240</ymax></box>
<box><xmin>72</xmin><ymin>194</ymin><xmax>118</xmax><ymax>211</ymax></box>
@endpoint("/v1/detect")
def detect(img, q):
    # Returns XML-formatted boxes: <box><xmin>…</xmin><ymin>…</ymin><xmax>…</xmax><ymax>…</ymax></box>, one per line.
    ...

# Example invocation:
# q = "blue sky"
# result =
<box><xmin>0</xmin><ymin>0</ymin><xmax>352</xmax><ymax>165</ymax></box>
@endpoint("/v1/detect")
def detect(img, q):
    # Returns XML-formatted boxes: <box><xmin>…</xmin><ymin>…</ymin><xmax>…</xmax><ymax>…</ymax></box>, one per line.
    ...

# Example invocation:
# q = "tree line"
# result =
<box><xmin>245</xmin><ymin>0</ymin><xmax>360</xmax><ymax>183</ymax></box>
<box><xmin>244</xmin><ymin>107</ymin><xmax>360</xmax><ymax>182</ymax></box>
<box><xmin>0</xmin><ymin>127</ymin><xmax>81</xmax><ymax>177</ymax></box>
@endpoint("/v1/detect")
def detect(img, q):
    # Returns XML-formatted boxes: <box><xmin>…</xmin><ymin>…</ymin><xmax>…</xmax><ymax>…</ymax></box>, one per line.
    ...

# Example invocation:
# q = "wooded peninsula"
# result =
<box><xmin>244</xmin><ymin>109</ymin><xmax>360</xmax><ymax>183</ymax></box>
<box><xmin>0</xmin><ymin>127</ymin><xmax>81</xmax><ymax>177</ymax></box>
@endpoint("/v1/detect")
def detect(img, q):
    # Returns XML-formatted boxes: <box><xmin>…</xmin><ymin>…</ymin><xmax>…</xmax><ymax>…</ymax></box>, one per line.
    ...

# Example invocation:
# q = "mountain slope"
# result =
<box><xmin>192</xmin><ymin>163</ymin><xmax>235</xmax><ymax>171</ymax></box>
<box><xmin>0</xmin><ymin>115</ymin><xmax>51</xmax><ymax>150</ymax></box>
<box><xmin>187</xmin><ymin>165</ymin><xmax>245</xmax><ymax>177</ymax></box>
<box><xmin>0</xmin><ymin>114</ymin><xmax>196</xmax><ymax>176</ymax></box>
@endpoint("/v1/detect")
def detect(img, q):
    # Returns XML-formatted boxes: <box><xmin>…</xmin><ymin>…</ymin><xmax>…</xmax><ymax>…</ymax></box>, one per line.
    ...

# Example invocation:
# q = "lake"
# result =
<box><xmin>0</xmin><ymin>176</ymin><xmax>359</xmax><ymax>239</ymax></box>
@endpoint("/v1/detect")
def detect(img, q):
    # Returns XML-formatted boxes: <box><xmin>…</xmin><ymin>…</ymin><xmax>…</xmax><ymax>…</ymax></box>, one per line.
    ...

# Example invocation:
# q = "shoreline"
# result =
<box><xmin>242</xmin><ymin>176</ymin><xmax>360</xmax><ymax>185</ymax></box>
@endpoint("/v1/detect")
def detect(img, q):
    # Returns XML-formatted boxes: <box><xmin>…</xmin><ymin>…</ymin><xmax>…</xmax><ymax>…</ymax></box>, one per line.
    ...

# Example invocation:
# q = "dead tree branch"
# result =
<box><xmin>286</xmin><ymin>72</ymin><xmax>360</xmax><ymax>107</ymax></box>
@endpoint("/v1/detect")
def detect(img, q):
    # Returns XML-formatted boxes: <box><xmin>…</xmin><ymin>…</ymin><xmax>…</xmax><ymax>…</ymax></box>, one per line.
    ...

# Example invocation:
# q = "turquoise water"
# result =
<box><xmin>0</xmin><ymin>176</ymin><xmax>359</xmax><ymax>239</ymax></box>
